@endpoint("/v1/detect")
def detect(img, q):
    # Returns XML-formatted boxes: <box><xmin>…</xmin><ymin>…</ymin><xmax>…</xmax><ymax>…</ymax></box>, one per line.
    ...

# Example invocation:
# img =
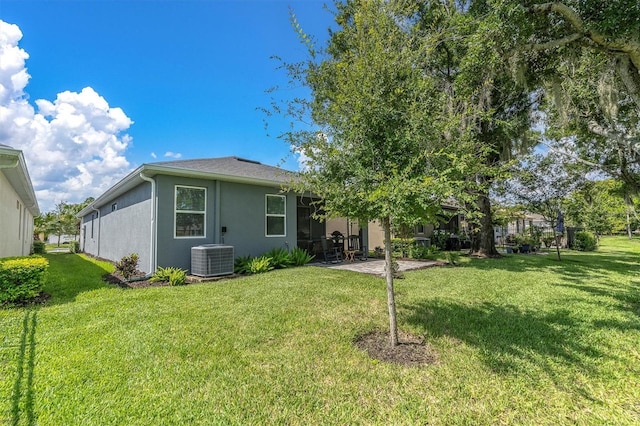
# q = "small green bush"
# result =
<box><xmin>289</xmin><ymin>247</ymin><xmax>314</xmax><ymax>266</ymax></box>
<box><xmin>32</xmin><ymin>240</ymin><xmax>46</xmax><ymax>254</ymax></box>
<box><xmin>150</xmin><ymin>266</ymin><xmax>187</xmax><ymax>286</ymax></box>
<box><xmin>234</xmin><ymin>255</ymin><xmax>254</xmax><ymax>275</ymax></box>
<box><xmin>69</xmin><ymin>240</ymin><xmax>80</xmax><ymax>253</ymax></box>
<box><xmin>391</xmin><ymin>238</ymin><xmax>412</xmax><ymax>258</ymax></box>
<box><xmin>431</xmin><ymin>230</ymin><xmax>450</xmax><ymax>250</ymax></box>
<box><xmin>574</xmin><ymin>231</ymin><xmax>598</xmax><ymax>251</ymax></box>
<box><xmin>444</xmin><ymin>251</ymin><xmax>461</xmax><ymax>266</ymax></box>
<box><xmin>115</xmin><ymin>253</ymin><xmax>139</xmax><ymax>280</ymax></box>
<box><xmin>264</xmin><ymin>248</ymin><xmax>292</xmax><ymax>269</ymax></box>
<box><xmin>249</xmin><ymin>256</ymin><xmax>274</xmax><ymax>274</ymax></box>
<box><xmin>0</xmin><ymin>256</ymin><xmax>49</xmax><ymax>304</ymax></box>
<box><xmin>410</xmin><ymin>244</ymin><xmax>438</xmax><ymax>260</ymax></box>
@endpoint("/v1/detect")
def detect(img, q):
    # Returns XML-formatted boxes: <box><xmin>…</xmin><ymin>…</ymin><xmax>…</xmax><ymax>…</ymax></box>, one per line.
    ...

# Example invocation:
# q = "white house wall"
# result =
<box><xmin>0</xmin><ymin>171</ymin><xmax>34</xmax><ymax>258</ymax></box>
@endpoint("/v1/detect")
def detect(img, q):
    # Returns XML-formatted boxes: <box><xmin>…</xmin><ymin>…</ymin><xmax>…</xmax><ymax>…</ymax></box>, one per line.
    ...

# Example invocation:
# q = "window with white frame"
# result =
<box><xmin>265</xmin><ymin>194</ymin><xmax>286</xmax><ymax>237</ymax></box>
<box><xmin>175</xmin><ymin>185</ymin><xmax>206</xmax><ymax>238</ymax></box>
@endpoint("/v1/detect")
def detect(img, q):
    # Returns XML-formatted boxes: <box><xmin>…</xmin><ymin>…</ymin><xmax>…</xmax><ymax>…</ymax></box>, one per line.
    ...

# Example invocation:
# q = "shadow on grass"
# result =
<box><xmin>43</xmin><ymin>253</ymin><xmax>115</xmax><ymax>305</ymax></box>
<box><xmin>11</xmin><ymin>310</ymin><xmax>37</xmax><ymax>426</ymax></box>
<box><xmin>463</xmin><ymin>251</ymin><xmax>640</xmax><ymax>312</ymax></box>
<box><xmin>404</xmin><ymin>299</ymin><xmax>629</xmax><ymax>376</ymax></box>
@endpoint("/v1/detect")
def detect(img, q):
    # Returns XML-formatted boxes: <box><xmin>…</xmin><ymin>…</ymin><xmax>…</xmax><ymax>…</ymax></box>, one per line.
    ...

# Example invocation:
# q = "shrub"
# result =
<box><xmin>0</xmin><ymin>256</ymin><xmax>49</xmax><ymax>304</ymax></box>
<box><xmin>69</xmin><ymin>240</ymin><xmax>80</xmax><ymax>253</ymax></box>
<box><xmin>114</xmin><ymin>253</ymin><xmax>139</xmax><ymax>280</ymax></box>
<box><xmin>444</xmin><ymin>251</ymin><xmax>461</xmax><ymax>266</ymax></box>
<box><xmin>150</xmin><ymin>266</ymin><xmax>187</xmax><ymax>286</ymax></box>
<box><xmin>289</xmin><ymin>247</ymin><xmax>314</xmax><ymax>266</ymax></box>
<box><xmin>249</xmin><ymin>256</ymin><xmax>274</xmax><ymax>274</ymax></box>
<box><xmin>234</xmin><ymin>255</ymin><xmax>254</xmax><ymax>275</ymax></box>
<box><xmin>391</xmin><ymin>238</ymin><xmax>412</xmax><ymax>258</ymax></box>
<box><xmin>410</xmin><ymin>244</ymin><xmax>438</xmax><ymax>260</ymax></box>
<box><xmin>431</xmin><ymin>230</ymin><xmax>450</xmax><ymax>250</ymax></box>
<box><xmin>32</xmin><ymin>240</ymin><xmax>46</xmax><ymax>254</ymax></box>
<box><xmin>574</xmin><ymin>231</ymin><xmax>597</xmax><ymax>251</ymax></box>
<box><xmin>264</xmin><ymin>248</ymin><xmax>292</xmax><ymax>269</ymax></box>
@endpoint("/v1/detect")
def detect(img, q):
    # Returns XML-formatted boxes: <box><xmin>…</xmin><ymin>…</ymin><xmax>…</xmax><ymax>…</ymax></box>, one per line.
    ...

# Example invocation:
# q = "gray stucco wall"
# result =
<box><xmin>81</xmin><ymin>182</ymin><xmax>153</xmax><ymax>273</ymax></box>
<box><xmin>154</xmin><ymin>176</ymin><xmax>296</xmax><ymax>272</ymax></box>
<box><xmin>155</xmin><ymin>175</ymin><xmax>217</xmax><ymax>272</ymax></box>
<box><xmin>81</xmin><ymin>174</ymin><xmax>298</xmax><ymax>275</ymax></box>
<box><xmin>219</xmin><ymin>181</ymin><xmax>296</xmax><ymax>258</ymax></box>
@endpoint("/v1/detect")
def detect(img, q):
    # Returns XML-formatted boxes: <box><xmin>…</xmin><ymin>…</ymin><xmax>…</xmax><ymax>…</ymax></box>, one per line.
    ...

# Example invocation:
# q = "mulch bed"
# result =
<box><xmin>102</xmin><ymin>271</ymin><xmax>169</xmax><ymax>289</ymax></box>
<box><xmin>355</xmin><ymin>330</ymin><xmax>438</xmax><ymax>367</ymax></box>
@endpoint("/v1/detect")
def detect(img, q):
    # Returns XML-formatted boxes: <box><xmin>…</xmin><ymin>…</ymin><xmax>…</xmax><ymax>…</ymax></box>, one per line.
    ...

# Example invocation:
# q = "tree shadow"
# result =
<box><xmin>403</xmin><ymin>299</ymin><xmax>629</xmax><ymax>377</ymax></box>
<box><xmin>11</xmin><ymin>310</ymin><xmax>37</xmax><ymax>426</ymax></box>
<box><xmin>463</xmin><ymin>252</ymin><xmax>640</xmax><ymax>314</ymax></box>
<box><xmin>43</xmin><ymin>253</ymin><xmax>117</xmax><ymax>305</ymax></box>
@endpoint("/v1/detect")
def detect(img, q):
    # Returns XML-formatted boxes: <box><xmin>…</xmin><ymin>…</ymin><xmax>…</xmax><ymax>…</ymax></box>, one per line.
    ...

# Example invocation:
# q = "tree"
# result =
<box><xmin>283</xmin><ymin>0</ymin><xmax>471</xmax><ymax>346</ymax></box>
<box><xmin>397</xmin><ymin>1</ymin><xmax>542</xmax><ymax>257</ymax></box>
<box><xmin>499</xmin><ymin>154</ymin><xmax>582</xmax><ymax>260</ymax></box>
<box><xmin>523</xmin><ymin>1</ymin><xmax>640</xmax><ymax>112</ymax></box>
<box><xmin>39</xmin><ymin>198</ymin><xmax>94</xmax><ymax>246</ymax></box>
<box><xmin>564</xmin><ymin>179</ymin><xmax>631</xmax><ymax>236</ymax></box>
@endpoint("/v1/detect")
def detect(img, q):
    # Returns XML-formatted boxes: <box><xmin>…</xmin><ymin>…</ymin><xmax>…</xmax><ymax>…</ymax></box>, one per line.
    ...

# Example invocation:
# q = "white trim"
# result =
<box><xmin>174</xmin><ymin>185</ymin><xmax>207</xmax><ymax>239</ymax></box>
<box><xmin>265</xmin><ymin>194</ymin><xmax>286</xmax><ymax>237</ymax></box>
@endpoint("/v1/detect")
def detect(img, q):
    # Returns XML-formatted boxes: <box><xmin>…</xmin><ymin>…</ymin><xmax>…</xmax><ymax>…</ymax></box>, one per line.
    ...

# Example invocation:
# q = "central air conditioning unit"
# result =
<box><xmin>191</xmin><ymin>244</ymin><xmax>234</xmax><ymax>277</ymax></box>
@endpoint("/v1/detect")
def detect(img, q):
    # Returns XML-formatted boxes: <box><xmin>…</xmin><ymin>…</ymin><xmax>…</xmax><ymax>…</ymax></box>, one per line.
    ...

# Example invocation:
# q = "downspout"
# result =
<box><xmin>91</xmin><ymin>207</ymin><xmax>101</xmax><ymax>257</ymax></box>
<box><xmin>139</xmin><ymin>172</ymin><xmax>157</xmax><ymax>274</ymax></box>
<box><xmin>215</xmin><ymin>180</ymin><xmax>221</xmax><ymax>243</ymax></box>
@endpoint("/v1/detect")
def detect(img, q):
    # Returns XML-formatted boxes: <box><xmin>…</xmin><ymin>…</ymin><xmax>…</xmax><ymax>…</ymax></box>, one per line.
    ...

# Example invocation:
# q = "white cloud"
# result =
<box><xmin>150</xmin><ymin>152</ymin><xmax>157</xmax><ymax>159</ymax></box>
<box><xmin>0</xmin><ymin>19</ymin><xmax>134</xmax><ymax>212</ymax></box>
<box><xmin>164</xmin><ymin>151</ymin><xmax>182</xmax><ymax>159</ymax></box>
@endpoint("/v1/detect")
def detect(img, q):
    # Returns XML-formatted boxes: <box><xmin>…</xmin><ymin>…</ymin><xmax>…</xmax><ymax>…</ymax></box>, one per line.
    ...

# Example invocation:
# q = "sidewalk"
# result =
<box><xmin>313</xmin><ymin>258</ymin><xmax>442</xmax><ymax>276</ymax></box>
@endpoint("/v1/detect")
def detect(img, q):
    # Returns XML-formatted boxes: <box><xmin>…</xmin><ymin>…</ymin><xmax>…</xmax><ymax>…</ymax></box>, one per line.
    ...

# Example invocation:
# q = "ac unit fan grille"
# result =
<box><xmin>191</xmin><ymin>245</ymin><xmax>234</xmax><ymax>277</ymax></box>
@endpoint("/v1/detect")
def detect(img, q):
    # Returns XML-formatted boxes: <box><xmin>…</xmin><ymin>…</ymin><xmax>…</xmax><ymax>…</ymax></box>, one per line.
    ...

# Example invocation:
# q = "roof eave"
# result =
<box><xmin>0</xmin><ymin>147</ymin><xmax>40</xmax><ymax>216</ymax></box>
<box><xmin>77</xmin><ymin>163</ymin><xmax>296</xmax><ymax>217</ymax></box>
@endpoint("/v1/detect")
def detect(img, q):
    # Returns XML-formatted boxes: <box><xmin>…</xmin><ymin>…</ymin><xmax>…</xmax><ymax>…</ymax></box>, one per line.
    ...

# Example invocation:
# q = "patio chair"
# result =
<box><xmin>321</xmin><ymin>236</ymin><xmax>343</xmax><ymax>263</ymax></box>
<box><xmin>348</xmin><ymin>235</ymin><xmax>368</xmax><ymax>261</ymax></box>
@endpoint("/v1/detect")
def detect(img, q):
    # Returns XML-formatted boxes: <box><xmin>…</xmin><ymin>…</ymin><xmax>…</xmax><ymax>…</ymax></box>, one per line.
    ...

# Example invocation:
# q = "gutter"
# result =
<box><xmin>92</xmin><ymin>207</ymin><xmax>101</xmax><ymax>257</ymax></box>
<box><xmin>139</xmin><ymin>172</ymin><xmax>157</xmax><ymax>274</ymax></box>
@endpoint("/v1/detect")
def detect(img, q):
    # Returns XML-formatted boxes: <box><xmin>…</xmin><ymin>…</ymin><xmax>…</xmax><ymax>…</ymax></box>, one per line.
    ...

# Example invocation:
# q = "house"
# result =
<box><xmin>0</xmin><ymin>144</ymin><xmax>40</xmax><ymax>258</ymax></box>
<box><xmin>365</xmin><ymin>202</ymin><xmax>467</xmax><ymax>251</ymax></box>
<box><xmin>77</xmin><ymin>157</ymin><xmax>332</xmax><ymax>274</ymax></box>
<box><xmin>494</xmin><ymin>212</ymin><xmax>552</xmax><ymax>245</ymax></box>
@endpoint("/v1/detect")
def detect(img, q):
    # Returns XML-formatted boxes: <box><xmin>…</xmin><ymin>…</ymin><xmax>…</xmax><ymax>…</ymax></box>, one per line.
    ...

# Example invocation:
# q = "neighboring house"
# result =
<box><xmin>77</xmin><ymin>157</ymin><xmax>331</xmax><ymax>274</ymax></box>
<box><xmin>0</xmin><ymin>144</ymin><xmax>40</xmax><ymax>258</ymax></box>
<box><xmin>366</xmin><ymin>203</ymin><xmax>465</xmax><ymax>250</ymax></box>
<box><xmin>47</xmin><ymin>234</ymin><xmax>79</xmax><ymax>245</ymax></box>
<box><xmin>494</xmin><ymin>212</ymin><xmax>551</xmax><ymax>245</ymax></box>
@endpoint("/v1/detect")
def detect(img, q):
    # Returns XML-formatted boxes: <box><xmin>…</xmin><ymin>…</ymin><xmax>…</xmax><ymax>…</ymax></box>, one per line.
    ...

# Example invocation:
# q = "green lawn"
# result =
<box><xmin>1</xmin><ymin>237</ymin><xmax>639</xmax><ymax>425</ymax></box>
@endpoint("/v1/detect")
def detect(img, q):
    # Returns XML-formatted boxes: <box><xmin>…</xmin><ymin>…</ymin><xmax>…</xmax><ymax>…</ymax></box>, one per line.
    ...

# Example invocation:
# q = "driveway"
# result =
<box><xmin>314</xmin><ymin>258</ymin><xmax>441</xmax><ymax>276</ymax></box>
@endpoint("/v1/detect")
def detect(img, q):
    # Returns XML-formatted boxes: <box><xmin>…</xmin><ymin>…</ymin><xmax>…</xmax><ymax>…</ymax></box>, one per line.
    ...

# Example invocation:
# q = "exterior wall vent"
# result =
<box><xmin>191</xmin><ymin>244</ymin><xmax>234</xmax><ymax>277</ymax></box>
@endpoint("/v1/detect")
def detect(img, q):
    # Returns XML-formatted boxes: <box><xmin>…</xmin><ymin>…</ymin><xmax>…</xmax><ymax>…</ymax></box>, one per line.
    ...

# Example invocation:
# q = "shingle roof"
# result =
<box><xmin>149</xmin><ymin>156</ymin><xmax>292</xmax><ymax>183</ymax></box>
<box><xmin>77</xmin><ymin>156</ymin><xmax>296</xmax><ymax>217</ymax></box>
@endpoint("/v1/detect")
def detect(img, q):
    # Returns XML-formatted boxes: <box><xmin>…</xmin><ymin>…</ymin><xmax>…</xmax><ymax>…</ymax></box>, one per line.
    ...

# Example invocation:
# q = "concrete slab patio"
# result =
<box><xmin>313</xmin><ymin>258</ymin><xmax>442</xmax><ymax>276</ymax></box>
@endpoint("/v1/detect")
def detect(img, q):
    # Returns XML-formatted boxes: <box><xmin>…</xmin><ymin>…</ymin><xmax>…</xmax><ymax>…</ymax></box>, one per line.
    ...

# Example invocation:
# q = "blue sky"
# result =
<box><xmin>0</xmin><ymin>0</ymin><xmax>334</xmax><ymax>211</ymax></box>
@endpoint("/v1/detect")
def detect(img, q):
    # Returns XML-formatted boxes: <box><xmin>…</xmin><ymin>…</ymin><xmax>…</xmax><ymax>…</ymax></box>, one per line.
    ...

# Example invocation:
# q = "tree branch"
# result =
<box><xmin>616</xmin><ymin>55</ymin><xmax>640</xmax><ymax>111</ymax></box>
<box><xmin>524</xmin><ymin>33</ymin><xmax>582</xmax><ymax>51</ymax></box>
<box><xmin>527</xmin><ymin>2</ymin><xmax>640</xmax><ymax>71</ymax></box>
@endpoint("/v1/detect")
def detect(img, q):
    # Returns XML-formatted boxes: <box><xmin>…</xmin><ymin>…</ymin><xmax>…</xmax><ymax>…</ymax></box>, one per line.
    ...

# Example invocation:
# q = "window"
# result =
<box><xmin>265</xmin><ymin>194</ymin><xmax>286</xmax><ymax>237</ymax></box>
<box><xmin>175</xmin><ymin>186</ymin><xmax>206</xmax><ymax>238</ymax></box>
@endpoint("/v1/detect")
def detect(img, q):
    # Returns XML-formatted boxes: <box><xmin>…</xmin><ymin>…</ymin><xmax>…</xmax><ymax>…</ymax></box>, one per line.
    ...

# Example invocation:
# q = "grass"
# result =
<box><xmin>1</xmin><ymin>238</ymin><xmax>639</xmax><ymax>424</ymax></box>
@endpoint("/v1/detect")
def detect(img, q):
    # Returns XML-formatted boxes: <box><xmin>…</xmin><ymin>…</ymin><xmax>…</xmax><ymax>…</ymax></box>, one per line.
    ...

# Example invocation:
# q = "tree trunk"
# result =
<box><xmin>382</xmin><ymin>217</ymin><xmax>398</xmax><ymax>347</ymax></box>
<box><xmin>625</xmin><ymin>193</ymin><xmax>633</xmax><ymax>239</ymax></box>
<box><xmin>470</xmin><ymin>190</ymin><xmax>500</xmax><ymax>257</ymax></box>
<box><xmin>554</xmin><ymin>233</ymin><xmax>562</xmax><ymax>261</ymax></box>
